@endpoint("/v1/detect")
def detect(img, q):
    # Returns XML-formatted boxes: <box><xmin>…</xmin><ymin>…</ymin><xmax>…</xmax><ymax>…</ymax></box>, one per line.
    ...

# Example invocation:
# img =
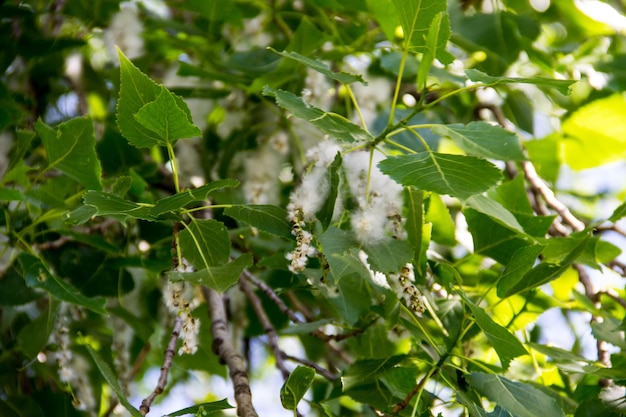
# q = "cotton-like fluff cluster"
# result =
<box><xmin>285</xmin><ymin>139</ymin><xmax>342</xmax><ymax>272</ymax></box>
<box><xmin>104</xmin><ymin>5</ymin><xmax>144</xmax><ymax>61</ymax></box>
<box><xmin>242</xmin><ymin>132</ymin><xmax>289</xmax><ymax>204</ymax></box>
<box><xmin>389</xmin><ymin>263</ymin><xmax>425</xmax><ymax>313</ymax></box>
<box><xmin>51</xmin><ymin>312</ymin><xmax>96</xmax><ymax>412</ymax></box>
<box><xmin>343</xmin><ymin>150</ymin><xmax>404</xmax><ymax>245</ymax></box>
<box><xmin>163</xmin><ymin>279</ymin><xmax>200</xmax><ymax>355</ymax></box>
<box><xmin>358</xmin><ymin>250</ymin><xmax>390</xmax><ymax>289</ymax></box>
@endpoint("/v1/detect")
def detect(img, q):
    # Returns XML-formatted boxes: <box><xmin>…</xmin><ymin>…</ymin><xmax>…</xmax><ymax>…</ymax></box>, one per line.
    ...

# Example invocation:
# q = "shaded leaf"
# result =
<box><xmin>18</xmin><ymin>254</ymin><xmax>107</xmax><ymax>315</ymax></box>
<box><xmin>80</xmin><ymin>191</ymin><xmax>156</xmax><ymax>221</ymax></box>
<box><xmin>271</xmin><ymin>49</ymin><xmax>365</xmax><ymax>84</ymax></box>
<box><xmin>263</xmin><ymin>87</ymin><xmax>372</xmax><ymax>142</ymax></box>
<box><xmin>0</xmin><ymin>188</ymin><xmax>24</xmax><ymax>201</ymax></box>
<box><xmin>17</xmin><ymin>301</ymin><xmax>58</xmax><ymax>358</ymax></box>
<box><xmin>169</xmin><ymin>253</ymin><xmax>253</xmax><ymax>293</ymax></box>
<box><xmin>179</xmin><ymin>219</ymin><xmax>230</xmax><ymax>269</ymax></box>
<box><xmin>316</xmin><ymin>153</ymin><xmax>342</xmax><ymax>230</ymax></box>
<box><xmin>497</xmin><ymin>245</ymin><xmax>544</xmax><ymax>298</ymax></box>
<box><xmin>467</xmin><ymin>372</ymin><xmax>566</xmax><ymax>417</ymax></box>
<box><xmin>224</xmin><ymin>204</ymin><xmax>291</xmax><ymax>238</ymax></box>
<box><xmin>466</xmin><ymin>69</ymin><xmax>575</xmax><ymax>95</ymax></box>
<box><xmin>378</xmin><ymin>152</ymin><xmax>502</xmax><ymax>200</ymax></box>
<box><xmin>464</xmin><ymin>297</ymin><xmax>528</xmax><ymax>369</ymax></box>
<box><xmin>133</xmin><ymin>86</ymin><xmax>201</xmax><ymax>145</ymax></box>
<box><xmin>86</xmin><ymin>345</ymin><xmax>142</xmax><ymax>417</ymax></box>
<box><xmin>164</xmin><ymin>399</ymin><xmax>233</xmax><ymax>416</ymax></box>
<box><xmin>36</xmin><ymin>117</ymin><xmax>102</xmax><ymax>190</ymax></box>
<box><xmin>405</xmin><ymin>188</ymin><xmax>428</xmax><ymax>279</ymax></box>
<box><xmin>280</xmin><ymin>366</ymin><xmax>316</xmax><ymax>411</ymax></box>
<box><xmin>151</xmin><ymin>180</ymin><xmax>239</xmax><ymax>216</ymax></box>
<box><xmin>363</xmin><ymin>239</ymin><xmax>413</xmax><ymax>274</ymax></box>
<box><xmin>432</xmin><ymin>122</ymin><xmax>525</xmax><ymax>161</ymax></box>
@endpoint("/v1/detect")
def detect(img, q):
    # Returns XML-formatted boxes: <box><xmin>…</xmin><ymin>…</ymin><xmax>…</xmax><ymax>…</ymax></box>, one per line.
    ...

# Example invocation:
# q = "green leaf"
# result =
<box><xmin>498</xmin><ymin>235</ymin><xmax>589</xmax><ymax>297</ymax></box>
<box><xmin>342</xmin><ymin>355</ymin><xmax>406</xmax><ymax>391</ymax></box>
<box><xmin>151</xmin><ymin>180</ymin><xmax>239</xmax><ymax>216</ymax></box>
<box><xmin>280</xmin><ymin>366</ymin><xmax>316</xmax><ymax>411</ymax></box>
<box><xmin>466</xmin><ymin>69</ymin><xmax>575</xmax><ymax>95</ymax></box>
<box><xmin>86</xmin><ymin>345</ymin><xmax>143</xmax><ymax>417</ymax></box>
<box><xmin>169</xmin><ymin>253</ymin><xmax>253</xmax><ymax>293</ymax></box>
<box><xmin>17</xmin><ymin>301</ymin><xmax>58</xmax><ymax>358</ymax></box>
<box><xmin>133</xmin><ymin>86</ymin><xmax>201</xmax><ymax>145</ymax></box>
<box><xmin>0</xmin><ymin>188</ymin><xmax>24</xmax><ymax>201</ymax></box>
<box><xmin>560</xmin><ymin>93</ymin><xmax>626</xmax><ymax>170</ymax></box>
<box><xmin>417</xmin><ymin>12</ymin><xmax>450</xmax><ymax>88</ymax></box>
<box><xmin>280</xmin><ymin>319</ymin><xmax>334</xmax><ymax>335</ymax></box>
<box><xmin>378</xmin><ymin>152</ymin><xmax>502</xmax><ymax>200</ymax></box>
<box><xmin>405</xmin><ymin>188</ymin><xmax>428</xmax><ymax>279</ymax></box>
<box><xmin>490</xmin><ymin>175</ymin><xmax>533</xmax><ymax>215</ymax></box>
<box><xmin>467</xmin><ymin>372</ymin><xmax>566</xmax><ymax>417</ymax></box>
<box><xmin>464</xmin><ymin>298</ymin><xmax>528</xmax><ymax>369</ymax></box>
<box><xmin>363</xmin><ymin>239</ymin><xmax>413</xmax><ymax>274</ymax></box>
<box><xmin>465</xmin><ymin>195</ymin><xmax>525</xmax><ymax>234</ymax></box>
<box><xmin>609</xmin><ymin>200</ymin><xmax>626</xmax><ymax>222</ymax></box>
<box><xmin>76</xmin><ymin>191</ymin><xmax>156</xmax><ymax>221</ymax></box>
<box><xmin>270</xmin><ymin>50</ymin><xmax>365</xmax><ymax>85</ymax></box>
<box><xmin>263</xmin><ymin>87</ymin><xmax>372</xmax><ymax>143</ymax></box>
<box><xmin>164</xmin><ymin>399</ymin><xmax>234</xmax><ymax>416</ymax></box>
<box><xmin>316</xmin><ymin>153</ymin><xmax>342</xmax><ymax>230</ymax></box>
<box><xmin>36</xmin><ymin>117</ymin><xmax>102</xmax><ymax>190</ymax></box>
<box><xmin>497</xmin><ymin>245</ymin><xmax>545</xmax><ymax>298</ymax></box>
<box><xmin>367</xmin><ymin>0</ymin><xmax>398</xmax><ymax>43</ymax></box>
<box><xmin>179</xmin><ymin>219</ymin><xmax>230</xmax><ymax>269</ymax></box>
<box><xmin>528</xmin><ymin>343</ymin><xmax>590</xmax><ymax>363</ymax></box>
<box><xmin>425</xmin><ymin>193</ymin><xmax>456</xmax><ymax>246</ymax></box>
<box><xmin>224</xmin><ymin>205</ymin><xmax>291</xmax><ymax>238</ymax></box>
<box><xmin>432</xmin><ymin>122</ymin><xmax>525</xmax><ymax>161</ymax></box>
<box><xmin>391</xmin><ymin>0</ymin><xmax>453</xmax><ymax>63</ymax></box>
<box><xmin>18</xmin><ymin>254</ymin><xmax>107</xmax><ymax>315</ymax></box>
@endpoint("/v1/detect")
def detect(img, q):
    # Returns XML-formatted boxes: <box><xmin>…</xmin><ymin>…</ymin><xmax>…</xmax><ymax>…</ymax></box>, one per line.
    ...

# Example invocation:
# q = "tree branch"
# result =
<box><xmin>202</xmin><ymin>286</ymin><xmax>258</xmax><ymax>417</ymax></box>
<box><xmin>282</xmin><ymin>353</ymin><xmax>337</xmax><ymax>381</ymax></box>
<box><xmin>139</xmin><ymin>317</ymin><xmax>181</xmax><ymax>415</ymax></box>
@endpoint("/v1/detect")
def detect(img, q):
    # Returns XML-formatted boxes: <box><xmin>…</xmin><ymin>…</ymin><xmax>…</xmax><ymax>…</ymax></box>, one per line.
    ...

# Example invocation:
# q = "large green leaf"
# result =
<box><xmin>168</xmin><ymin>253</ymin><xmax>253</xmax><ymax>293</ymax></box>
<box><xmin>70</xmin><ymin>191</ymin><xmax>156</xmax><ymax>222</ymax></box>
<box><xmin>151</xmin><ymin>180</ymin><xmax>239</xmax><ymax>216</ymax></box>
<box><xmin>36</xmin><ymin>117</ymin><xmax>102</xmax><ymax>190</ymax></box>
<box><xmin>18</xmin><ymin>254</ymin><xmax>107</xmax><ymax>315</ymax></box>
<box><xmin>466</xmin><ymin>69</ymin><xmax>575</xmax><ymax>95</ymax></box>
<box><xmin>133</xmin><ymin>86</ymin><xmax>201</xmax><ymax>145</ymax></box>
<box><xmin>86</xmin><ymin>345</ymin><xmax>142</xmax><ymax>417</ymax></box>
<box><xmin>271</xmin><ymin>50</ymin><xmax>365</xmax><ymax>85</ymax></box>
<box><xmin>378</xmin><ymin>152</ymin><xmax>502</xmax><ymax>200</ymax></box>
<box><xmin>497</xmin><ymin>244</ymin><xmax>545</xmax><ymax>297</ymax></box>
<box><xmin>467</xmin><ymin>373</ymin><xmax>566</xmax><ymax>417</ymax></box>
<box><xmin>391</xmin><ymin>0</ymin><xmax>453</xmax><ymax>63</ymax></box>
<box><xmin>560</xmin><ymin>93</ymin><xmax>626</xmax><ymax>170</ymax></box>
<box><xmin>464</xmin><ymin>298</ymin><xmax>528</xmax><ymax>369</ymax></box>
<box><xmin>417</xmin><ymin>11</ymin><xmax>451</xmax><ymax>88</ymax></box>
<box><xmin>224</xmin><ymin>205</ymin><xmax>291</xmax><ymax>238</ymax></box>
<box><xmin>465</xmin><ymin>195</ymin><xmax>525</xmax><ymax>234</ymax></box>
<box><xmin>116</xmin><ymin>50</ymin><xmax>163</xmax><ymax>148</ymax></box>
<box><xmin>432</xmin><ymin>122</ymin><xmax>524</xmax><ymax>161</ymax></box>
<box><xmin>498</xmin><ymin>235</ymin><xmax>589</xmax><ymax>297</ymax></box>
<box><xmin>179</xmin><ymin>219</ymin><xmax>230</xmax><ymax>269</ymax></box>
<box><xmin>280</xmin><ymin>366</ymin><xmax>316</xmax><ymax>411</ymax></box>
<box><xmin>263</xmin><ymin>87</ymin><xmax>372</xmax><ymax>142</ymax></box>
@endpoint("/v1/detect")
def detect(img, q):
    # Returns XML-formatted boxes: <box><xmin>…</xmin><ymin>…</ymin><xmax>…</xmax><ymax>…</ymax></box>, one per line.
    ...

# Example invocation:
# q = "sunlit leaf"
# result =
<box><xmin>378</xmin><ymin>152</ymin><xmax>502</xmax><ymax>200</ymax></box>
<box><xmin>497</xmin><ymin>245</ymin><xmax>544</xmax><ymax>298</ymax></box>
<box><xmin>432</xmin><ymin>122</ymin><xmax>525</xmax><ymax>161</ymax></box>
<box><xmin>179</xmin><ymin>219</ymin><xmax>230</xmax><ymax>269</ymax></box>
<box><xmin>466</xmin><ymin>69</ymin><xmax>575</xmax><ymax>95</ymax></box>
<box><xmin>224</xmin><ymin>204</ymin><xmax>291</xmax><ymax>238</ymax></box>
<box><xmin>86</xmin><ymin>345</ymin><xmax>142</xmax><ymax>417</ymax></box>
<box><xmin>425</xmin><ymin>193</ymin><xmax>456</xmax><ymax>246</ymax></box>
<box><xmin>609</xmin><ymin>200</ymin><xmax>626</xmax><ymax>222</ymax></box>
<box><xmin>169</xmin><ymin>253</ymin><xmax>253</xmax><ymax>293</ymax></box>
<box><xmin>560</xmin><ymin>93</ymin><xmax>626</xmax><ymax>170</ymax></box>
<box><xmin>36</xmin><ymin>117</ymin><xmax>102</xmax><ymax>190</ymax></box>
<box><xmin>465</xmin><ymin>195</ymin><xmax>525</xmax><ymax>234</ymax></box>
<box><xmin>417</xmin><ymin>12</ymin><xmax>450</xmax><ymax>88</ymax></box>
<box><xmin>263</xmin><ymin>87</ymin><xmax>372</xmax><ymax>142</ymax></box>
<box><xmin>467</xmin><ymin>373</ymin><xmax>566</xmax><ymax>417</ymax></box>
<box><xmin>464</xmin><ymin>298</ymin><xmax>528</xmax><ymax>369</ymax></box>
<box><xmin>391</xmin><ymin>0</ymin><xmax>453</xmax><ymax>63</ymax></box>
<box><xmin>280</xmin><ymin>366</ymin><xmax>316</xmax><ymax>411</ymax></box>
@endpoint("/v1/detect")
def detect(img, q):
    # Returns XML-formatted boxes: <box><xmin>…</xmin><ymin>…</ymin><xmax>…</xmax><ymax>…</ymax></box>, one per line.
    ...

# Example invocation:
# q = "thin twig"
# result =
<box><xmin>242</xmin><ymin>269</ymin><xmax>303</xmax><ymax>324</ymax></box>
<box><xmin>282</xmin><ymin>353</ymin><xmax>337</xmax><ymax>381</ymax></box>
<box><xmin>202</xmin><ymin>286</ymin><xmax>258</xmax><ymax>417</ymax></box>
<box><xmin>599</xmin><ymin>289</ymin><xmax>626</xmax><ymax>310</ymax></box>
<box><xmin>239</xmin><ymin>277</ymin><xmax>290</xmax><ymax>380</ymax></box>
<box><xmin>139</xmin><ymin>317</ymin><xmax>182</xmax><ymax>415</ymax></box>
